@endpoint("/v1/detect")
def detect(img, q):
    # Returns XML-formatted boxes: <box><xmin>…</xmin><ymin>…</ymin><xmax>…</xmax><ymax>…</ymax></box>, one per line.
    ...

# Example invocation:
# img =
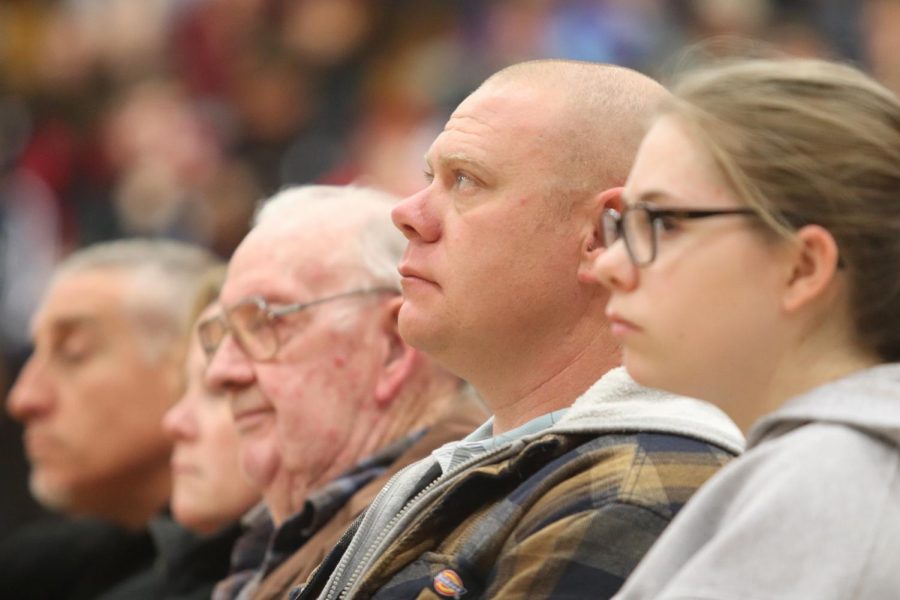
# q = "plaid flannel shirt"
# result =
<box><xmin>306</xmin><ymin>431</ymin><xmax>735</xmax><ymax>600</ymax></box>
<box><xmin>212</xmin><ymin>429</ymin><xmax>427</xmax><ymax>600</ymax></box>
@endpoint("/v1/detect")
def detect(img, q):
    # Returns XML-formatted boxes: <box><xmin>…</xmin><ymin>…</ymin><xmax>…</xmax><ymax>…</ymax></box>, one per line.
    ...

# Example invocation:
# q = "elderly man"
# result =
<box><xmin>297</xmin><ymin>60</ymin><xmax>745</xmax><ymax>600</ymax></box>
<box><xmin>2</xmin><ymin>239</ymin><xmax>220</xmax><ymax>599</ymax></box>
<box><xmin>202</xmin><ymin>185</ymin><xmax>485</xmax><ymax>599</ymax></box>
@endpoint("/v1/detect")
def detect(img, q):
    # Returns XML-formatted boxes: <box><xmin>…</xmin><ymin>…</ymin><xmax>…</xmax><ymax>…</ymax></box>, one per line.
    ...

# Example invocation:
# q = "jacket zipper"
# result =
<box><xmin>329</xmin><ymin>441</ymin><xmax>525</xmax><ymax>599</ymax></box>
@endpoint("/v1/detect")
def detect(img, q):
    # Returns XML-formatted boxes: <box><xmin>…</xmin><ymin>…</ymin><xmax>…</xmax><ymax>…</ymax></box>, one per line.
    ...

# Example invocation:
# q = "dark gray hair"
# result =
<box><xmin>55</xmin><ymin>238</ymin><xmax>222</xmax><ymax>361</ymax></box>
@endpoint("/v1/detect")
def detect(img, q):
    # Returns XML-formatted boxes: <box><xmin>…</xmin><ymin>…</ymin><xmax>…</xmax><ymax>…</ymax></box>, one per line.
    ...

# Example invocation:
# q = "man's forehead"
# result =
<box><xmin>31</xmin><ymin>313</ymin><xmax>104</xmax><ymax>340</ymax></box>
<box><xmin>32</xmin><ymin>270</ymin><xmax>128</xmax><ymax>331</ymax></box>
<box><xmin>222</xmin><ymin>232</ymin><xmax>329</xmax><ymax>304</ymax></box>
<box><xmin>452</xmin><ymin>78</ymin><xmax>560</xmax><ymax>121</ymax></box>
<box><xmin>220</xmin><ymin>270</ymin><xmax>318</xmax><ymax>306</ymax></box>
<box><xmin>430</xmin><ymin>82</ymin><xmax>563</xmax><ymax>161</ymax></box>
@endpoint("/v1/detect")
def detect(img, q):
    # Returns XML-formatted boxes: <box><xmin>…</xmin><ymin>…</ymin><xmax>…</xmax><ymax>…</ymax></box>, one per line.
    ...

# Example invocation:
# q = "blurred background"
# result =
<box><xmin>1</xmin><ymin>0</ymin><xmax>896</xmax><ymax>539</ymax></box>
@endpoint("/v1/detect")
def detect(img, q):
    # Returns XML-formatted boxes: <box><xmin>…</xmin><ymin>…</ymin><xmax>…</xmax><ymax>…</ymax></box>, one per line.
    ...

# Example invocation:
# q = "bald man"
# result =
<box><xmin>296</xmin><ymin>60</ymin><xmax>744</xmax><ymax>600</ymax></box>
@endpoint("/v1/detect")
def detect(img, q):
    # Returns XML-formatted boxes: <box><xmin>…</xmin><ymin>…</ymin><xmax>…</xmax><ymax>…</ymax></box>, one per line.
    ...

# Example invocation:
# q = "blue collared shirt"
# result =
<box><xmin>431</xmin><ymin>409</ymin><xmax>568</xmax><ymax>473</ymax></box>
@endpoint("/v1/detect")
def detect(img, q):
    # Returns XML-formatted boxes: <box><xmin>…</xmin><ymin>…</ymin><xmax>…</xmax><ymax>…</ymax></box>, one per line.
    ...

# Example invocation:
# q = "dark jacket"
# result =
<box><xmin>98</xmin><ymin>515</ymin><xmax>241</xmax><ymax>600</ymax></box>
<box><xmin>0</xmin><ymin>517</ymin><xmax>155</xmax><ymax>600</ymax></box>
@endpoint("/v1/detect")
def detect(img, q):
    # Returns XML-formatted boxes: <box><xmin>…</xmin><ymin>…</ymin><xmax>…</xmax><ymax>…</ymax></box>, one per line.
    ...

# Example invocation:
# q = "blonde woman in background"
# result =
<box><xmin>103</xmin><ymin>266</ymin><xmax>261</xmax><ymax>599</ymax></box>
<box><xmin>592</xmin><ymin>58</ymin><xmax>900</xmax><ymax>598</ymax></box>
<box><xmin>164</xmin><ymin>267</ymin><xmax>260</xmax><ymax>537</ymax></box>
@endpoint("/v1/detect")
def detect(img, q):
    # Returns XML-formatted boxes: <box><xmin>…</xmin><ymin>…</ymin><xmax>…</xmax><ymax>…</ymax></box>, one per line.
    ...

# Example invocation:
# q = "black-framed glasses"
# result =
<box><xmin>198</xmin><ymin>287</ymin><xmax>398</xmax><ymax>362</ymax></box>
<box><xmin>602</xmin><ymin>202</ymin><xmax>757</xmax><ymax>267</ymax></box>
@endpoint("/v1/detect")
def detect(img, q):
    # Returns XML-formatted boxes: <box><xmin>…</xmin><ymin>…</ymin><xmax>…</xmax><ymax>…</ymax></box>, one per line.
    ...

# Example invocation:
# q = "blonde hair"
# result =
<box><xmin>662</xmin><ymin>58</ymin><xmax>900</xmax><ymax>361</ymax></box>
<box><xmin>187</xmin><ymin>265</ymin><xmax>227</xmax><ymax>328</ymax></box>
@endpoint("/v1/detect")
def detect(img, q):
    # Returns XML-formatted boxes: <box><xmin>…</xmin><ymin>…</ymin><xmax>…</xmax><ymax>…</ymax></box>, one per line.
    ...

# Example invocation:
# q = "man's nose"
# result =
<box><xmin>392</xmin><ymin>188</ymin><xmax>441</xmax><ymax>244</ymax></box>
<box><xmin>7</xmin><ymin>356</ymin><xmax>56</xmax><ymax>423</ymax></box>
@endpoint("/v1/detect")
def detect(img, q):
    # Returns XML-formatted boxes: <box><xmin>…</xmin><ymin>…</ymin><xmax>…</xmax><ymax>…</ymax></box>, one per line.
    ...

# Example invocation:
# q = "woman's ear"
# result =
<box><xmin>579</xmin><ymin>187</ymin><xmax>623</xmax><ymax>283</ymax></box>
<box><xmin>782</xmin><ymin>224</ymin><xmax>842</xmax><ymax>313</ymax></box>
<box><xmin>374</xmin><ymin>295</ymin><xmax>419</xmax><ymax>406</ymax></box>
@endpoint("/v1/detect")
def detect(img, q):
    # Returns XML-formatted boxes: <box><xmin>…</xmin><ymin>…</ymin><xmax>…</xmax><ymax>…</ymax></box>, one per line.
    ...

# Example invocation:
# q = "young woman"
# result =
<box><xmin>593</xmin><ymin>58</ymin><xmax>900</xmax><ymax>598</ymax></box>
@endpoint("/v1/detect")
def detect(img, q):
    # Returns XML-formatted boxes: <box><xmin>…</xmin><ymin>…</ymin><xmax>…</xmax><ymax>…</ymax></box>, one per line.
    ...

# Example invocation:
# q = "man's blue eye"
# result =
<box><xmin>455</xmin><ymin>173</ymin><xmax>475</xmax><ymax>189</ymax></box>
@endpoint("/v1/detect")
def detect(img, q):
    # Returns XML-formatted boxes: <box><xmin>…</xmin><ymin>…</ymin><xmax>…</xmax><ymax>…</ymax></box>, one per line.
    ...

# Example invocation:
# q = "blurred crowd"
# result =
<box><xmin>0</xmin><ymin>0</ymin><xmax>898</xmax><ymax>538</ymax></box>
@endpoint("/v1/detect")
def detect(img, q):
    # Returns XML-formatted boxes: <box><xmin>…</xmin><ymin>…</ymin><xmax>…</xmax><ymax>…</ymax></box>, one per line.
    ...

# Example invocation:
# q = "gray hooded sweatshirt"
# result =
<box><xmin>615</xmin><ymin>363</ymin><xmax>900</xmax><ymax>600</ymax></box>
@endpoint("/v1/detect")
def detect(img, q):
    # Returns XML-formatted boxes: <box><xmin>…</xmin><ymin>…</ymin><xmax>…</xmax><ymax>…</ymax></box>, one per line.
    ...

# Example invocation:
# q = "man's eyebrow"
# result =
<box><xmin>437</xmin><ymin>152</ymin><xmax>482</xmax><ymax>171</ymax></box>
<box><xmin>35</xmin><ymin>315</ymin><xmax>102</xmax><ymax>338</ymax></box>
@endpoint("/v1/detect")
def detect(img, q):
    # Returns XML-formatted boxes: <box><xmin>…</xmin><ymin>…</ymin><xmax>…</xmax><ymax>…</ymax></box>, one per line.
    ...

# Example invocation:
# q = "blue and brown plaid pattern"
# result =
<box><xmin>347</xmin><ymin>431</ymin><xmax>735</xmax><ymax>600</ymax></box>
<box><xmin>213</xmin><ymin>428</ymin><xmax>428</xmax><ymax>600</ymax></box>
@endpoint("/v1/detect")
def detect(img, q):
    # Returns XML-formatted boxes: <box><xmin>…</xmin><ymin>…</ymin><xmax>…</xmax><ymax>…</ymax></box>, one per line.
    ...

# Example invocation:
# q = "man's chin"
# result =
<box><xmin>400</xmin><ymin>323</ymin><xmax>458</xmax><ymax>374</ymax></box>
<box><xmin>398</xmin><ymin>306</ymin><xmax>442</xmax><ymax>351</ymax></box>
<box><xmin>30</xmin><ymin>473</ymin><xmax>72</xmax><ymax>513</ymax></box>
<box><xmin>238</xmin><ymin>444</ymin><xmax>280</xmax><ymax>492</ymax></box>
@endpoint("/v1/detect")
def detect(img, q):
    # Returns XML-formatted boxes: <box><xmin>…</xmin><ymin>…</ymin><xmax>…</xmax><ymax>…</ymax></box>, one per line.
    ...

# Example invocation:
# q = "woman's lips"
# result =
<box><xmin>606</xmin><ymin>311</ymin><xmax>642</xmax><ymax>338</ymax></box>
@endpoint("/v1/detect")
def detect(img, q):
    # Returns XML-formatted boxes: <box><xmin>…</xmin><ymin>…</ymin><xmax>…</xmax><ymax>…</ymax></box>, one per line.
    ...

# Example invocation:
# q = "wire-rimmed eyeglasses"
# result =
<box><xmin>602</xmin><ymin>202</ymin><xmax>757</xmax><ymax>267</ymax></box>
<box><xmin>198</xmin><ymin>287</ymin><xmax>398</xmax><ymax>362</ymax></box>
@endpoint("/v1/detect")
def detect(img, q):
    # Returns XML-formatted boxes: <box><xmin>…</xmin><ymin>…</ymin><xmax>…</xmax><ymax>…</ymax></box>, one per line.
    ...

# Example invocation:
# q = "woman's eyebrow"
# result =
<box><xmin>624</xmin><ymin>190</ymin><xmax>685</xmax><ymax>207</ymax></box>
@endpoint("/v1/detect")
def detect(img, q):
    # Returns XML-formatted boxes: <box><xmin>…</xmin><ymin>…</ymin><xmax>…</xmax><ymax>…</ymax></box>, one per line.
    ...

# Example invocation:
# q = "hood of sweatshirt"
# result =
<box><xmin>550</xmin><ymin>367</ymin><xmax>745</xmax><ymax>455</ymax></box>
<box><xmin>749</xmin><ymin>362</ymin><xmax>900</xmax><ymax>449</ymax></box>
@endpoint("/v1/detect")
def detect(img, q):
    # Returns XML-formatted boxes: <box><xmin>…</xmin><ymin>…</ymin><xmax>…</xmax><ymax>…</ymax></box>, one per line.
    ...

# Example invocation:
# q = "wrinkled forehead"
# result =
<box><xmin>222</xmin><ymin>225</ymin><xmax>347</xmax><ymax>304</ymax></box>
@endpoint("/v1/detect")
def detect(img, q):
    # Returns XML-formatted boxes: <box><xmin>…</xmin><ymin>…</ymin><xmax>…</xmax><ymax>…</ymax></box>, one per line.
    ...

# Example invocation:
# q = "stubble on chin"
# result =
<box><xmin>30</xmin><ymin>471</ymin><xmax>73</xmax><ymax>512</ymax></box>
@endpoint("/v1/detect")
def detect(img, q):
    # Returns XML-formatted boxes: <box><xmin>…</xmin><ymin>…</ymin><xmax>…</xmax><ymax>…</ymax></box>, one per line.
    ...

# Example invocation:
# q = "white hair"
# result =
<box><xmin>253</xmin><ymin>184</ymin><xmax>405</xmax><ymax>290</ymax></box>
<box><xmin>251</xmin><ymin>184</ymin><xmax>405</xmax><ymax>328</ymax></box>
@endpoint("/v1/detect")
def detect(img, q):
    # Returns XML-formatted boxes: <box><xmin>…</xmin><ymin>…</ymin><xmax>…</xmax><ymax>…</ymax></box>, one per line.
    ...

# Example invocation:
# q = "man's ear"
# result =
<box><xmin>375</xmin><ymin>295</ymin><xmax>419</xmax><ymax>406</ymax></box>
<box><xmin>578</xmin><ymin>187</ymin><xmax>623</xmax><ymax>284</ymax></box>
<box><xmin>782</xmin><ymin>224</ymin><xmax>842</xmax><ymax>313</ymax></box>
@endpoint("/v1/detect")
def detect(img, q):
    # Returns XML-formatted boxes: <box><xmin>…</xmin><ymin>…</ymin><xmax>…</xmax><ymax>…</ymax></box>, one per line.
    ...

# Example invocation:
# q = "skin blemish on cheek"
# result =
<box><xmin>304</xmin><ymin>269</ymin><xmax>331</xmax><ymax>286</ymax></box>
<box><xmin>332</xmin><ymin>355</ymin><xmax>347</xmax><ymax>368</ymax></box>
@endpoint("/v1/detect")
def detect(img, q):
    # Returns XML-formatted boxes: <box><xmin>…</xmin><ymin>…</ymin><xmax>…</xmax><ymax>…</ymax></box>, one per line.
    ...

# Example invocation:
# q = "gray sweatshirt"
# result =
<box><xmin>615</xmin><ymin>363</ymin><xmax>900</xmax><ymax>600</ymax></box>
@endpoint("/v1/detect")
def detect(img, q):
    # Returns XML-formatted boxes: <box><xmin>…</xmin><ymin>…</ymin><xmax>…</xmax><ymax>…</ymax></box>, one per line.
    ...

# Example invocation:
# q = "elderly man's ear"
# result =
<box><xmin>578</xmin><ymin>187</ymin><xmax>623</xmax><ymax>284</ymax></box>
<box><xmin>374</xmin><ymin>295</ymin><xmax>420</xmax><ymax>406</ymax></box>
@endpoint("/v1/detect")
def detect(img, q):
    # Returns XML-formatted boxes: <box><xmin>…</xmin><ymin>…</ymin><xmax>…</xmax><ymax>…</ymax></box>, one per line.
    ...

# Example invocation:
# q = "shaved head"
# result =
<box><xmin>482</xmin><ymin>60</ymin><xmax>668</xmax><ymax>204</ymax></box>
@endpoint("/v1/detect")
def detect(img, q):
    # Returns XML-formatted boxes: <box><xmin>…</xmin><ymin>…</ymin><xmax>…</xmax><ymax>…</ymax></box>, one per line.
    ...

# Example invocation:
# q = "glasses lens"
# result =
<box><xmin>622</xmin><ymin>207</ymin><xmax>655</xmax><ymax>265</ymax></box>
<box><xmin>601</xmin><ymin>209</ymin><xmax>621</xmax><ymax>247</ymax></box>
<box><xmin>197</xmin><ymin>316</ymin><xmax>227</xmax><ymax>359</ymax></box>
<box><xmin>229</xmin><ymin>300</ymin><xmax>278</xmax><ymax>361</ymax></box>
